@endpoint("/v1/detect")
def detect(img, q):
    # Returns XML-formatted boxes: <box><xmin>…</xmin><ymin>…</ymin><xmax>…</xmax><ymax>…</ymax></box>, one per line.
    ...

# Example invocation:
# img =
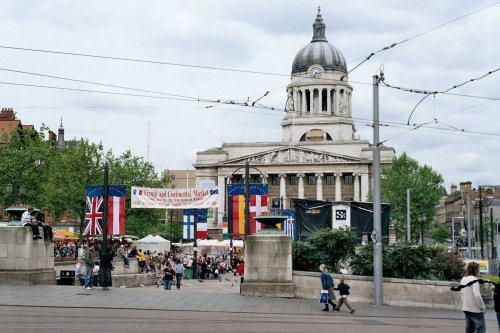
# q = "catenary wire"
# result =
<box><xmin>380</xmin><ymin>66</ymin><xmax>500</xmax><ymax>124</ymax></box>
<box><xmin>341</xmin><ymin>1</ymin><xmax>500</xmax><ymax>78</ymax></box>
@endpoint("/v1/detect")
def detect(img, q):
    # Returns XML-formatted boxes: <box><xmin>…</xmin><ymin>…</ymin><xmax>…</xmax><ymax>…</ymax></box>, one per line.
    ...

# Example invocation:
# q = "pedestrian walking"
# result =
<box><xmin>175</xmin><ymin>260</ymin><xmax>184</xmax><ymax>289</ymax></box>
<box><xmin>334</xmin><ymin>276</ymin><xmax>355</xmax><ymax>313</ymax></box>
<box><xmin>460</xmin><ymin>262</ymin><xmax>486</xmax><ymax>333</ymax></box>
<box><xmin>319</xmin><ymin>264</ymin><xmax>336</xmax><ymax>312</ymax></box>
<box><xmin>99</xmin><ymin>247</ymin><xmax>113</xmax><ymax>290</ymax></box>
<box><xmin>163</xmin><ymin>263</ymin><xmax>175</xmax><ymax>290</ymax></box>
<box><xmin>83</xmin><ymin>243</ymin><xmax>96</xmax><ymax>290</ymax></box>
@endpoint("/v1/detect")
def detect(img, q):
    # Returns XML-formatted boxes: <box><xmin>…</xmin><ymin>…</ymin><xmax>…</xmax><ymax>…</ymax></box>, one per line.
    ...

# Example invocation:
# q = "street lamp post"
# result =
<box><xmin>451</xmin><ymin>217</ymin><xmax>464</xmax><ymax>250</ymax></box>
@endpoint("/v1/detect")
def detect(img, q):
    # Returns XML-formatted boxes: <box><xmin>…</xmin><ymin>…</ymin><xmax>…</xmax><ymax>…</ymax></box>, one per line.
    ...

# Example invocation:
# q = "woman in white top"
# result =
<box><xmin>460</xmin><ymin>262</ymin><xmax>486</xmax><ymax>333</ymax></box>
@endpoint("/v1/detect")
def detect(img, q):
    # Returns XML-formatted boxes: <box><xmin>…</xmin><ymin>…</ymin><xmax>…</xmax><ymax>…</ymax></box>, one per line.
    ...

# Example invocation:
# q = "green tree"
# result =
<box><xmin>0</xmin><ymin>125</ymin><xmax>168</xmax><ymax>238</ymax></box>
<box><xmin>380</xmin><ymin>153</ymin><xmax>443</xmax><ymax>241</ymax></box>
<box><xmin>430</xmin><ymin>224</ymin><xmax>450</xmax><ymax>243</ymax></box>
<box><xmin>307</xmin><ymin>227</ymin><xmax>358</xmax><ymax>271</ymax></box>
<box><xmin>0</xmin><ymin>126</ymin><xmax>53</xmax><ymax>208</ymax></box>
<box><xmin>350</xmin><ymin>243</ymin><xmax>434</xmax><ymax>279</ymax></box>
<box><xmin>292</xmin><ymin>241</ymin><xmax>329</xmax><ymax>271</ymax></box>
<box><xmin>432</xmin><ymin>252</ymin><xmax>464</xmax><ymax>281</ymax></box>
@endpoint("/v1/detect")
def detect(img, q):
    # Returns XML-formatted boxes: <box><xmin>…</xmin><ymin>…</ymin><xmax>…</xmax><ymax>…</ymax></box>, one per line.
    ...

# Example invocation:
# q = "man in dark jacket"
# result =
<box><xmin>99</xmin><ymin>247</ymin><xmax>114</xmax><ymax>290</ymax></box>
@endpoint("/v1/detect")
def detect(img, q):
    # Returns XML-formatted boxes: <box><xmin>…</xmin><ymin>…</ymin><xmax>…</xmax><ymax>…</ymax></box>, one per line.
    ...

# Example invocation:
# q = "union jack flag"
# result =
<box><xmin>85</xmin><ymin>196</ymin><xmax>103</xmax><ymax>236</ymax></box>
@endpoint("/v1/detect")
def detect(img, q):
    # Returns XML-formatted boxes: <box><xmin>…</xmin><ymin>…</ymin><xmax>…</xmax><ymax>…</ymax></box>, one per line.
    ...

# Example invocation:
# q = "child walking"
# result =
<box><xmin>335</xmin><ymin>276</ymin><xmax>355</xmax><ymax>314</ymax></box>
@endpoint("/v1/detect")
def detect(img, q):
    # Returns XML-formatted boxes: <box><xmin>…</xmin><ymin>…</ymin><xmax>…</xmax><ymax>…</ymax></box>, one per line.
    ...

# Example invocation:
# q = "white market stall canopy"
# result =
<box><xmin>220</xmin><ymin>239</ymin><xmax>244</xmax><ymax>248</ymax></box>
<box><xmin>133</xmin><ymin>234</ymin><xmax>171</xmax><ymax>253</ymax></box>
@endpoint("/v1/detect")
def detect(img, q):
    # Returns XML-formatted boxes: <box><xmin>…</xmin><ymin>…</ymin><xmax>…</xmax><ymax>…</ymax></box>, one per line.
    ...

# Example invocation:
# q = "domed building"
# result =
<box><xmin>194</xmin><ymin>9</ymin><xmax>395</xmax><ymax>237</ymax></box>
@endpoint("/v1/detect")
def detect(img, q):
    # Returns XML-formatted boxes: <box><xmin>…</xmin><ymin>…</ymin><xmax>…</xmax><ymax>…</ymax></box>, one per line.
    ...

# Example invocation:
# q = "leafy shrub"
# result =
<box><xmin>385</xmin><ymin>243</ymin><xmax>433</xmax><ymax>279</ymax></box>
<box><xmin>351</xmin><ymin>242</ymin><xmax>434</xmax><ymax>279</ymax></box>
<box><xmin>292</xmin><ymin>241</ymin><xmax>328</xmax><ymax>272</ymax></box>
<box><xmin>432</xmin><ymin>252</ymin><xmax>464</xmax><ymax>281</ymax></box>
<box><xmin>349</xmin><ymin>242</ymin><xmax>377</xmax><ymax>276</ymax></box>
<box><xmin>307</xmin><ymin>227</ymin><xmax>357</xmax><ymax>271</ymax></box>
<box><xmin>430</xmin><ymin>224</ymin><xmax>450</xmax><ymax>243</ymax></box>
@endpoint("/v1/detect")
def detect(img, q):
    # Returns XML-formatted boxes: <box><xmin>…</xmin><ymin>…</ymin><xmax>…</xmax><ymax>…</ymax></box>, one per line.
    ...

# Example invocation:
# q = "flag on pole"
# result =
<box><xmin>183</xmin><ymin>209</ymin><xmax>208</xmax><ymax>240</ymax></box>
<box><xmin>227</xmin><ymin>184</ymin><xmax>268</xmax><ymax>239</ymax></box>
<box><xmin>85</xmin><ymin>185</ymin><xmax>126</xmax><ymax>236</ymax></box>
<box><xmin>281</xmin><ymin>209</ymin><xmax>297</xmax><ymax>240</ymax></box>
<box><xmin>182</xmin><ymin>212</ymin><xmax>194</xmax><ymax>240</ymax></box>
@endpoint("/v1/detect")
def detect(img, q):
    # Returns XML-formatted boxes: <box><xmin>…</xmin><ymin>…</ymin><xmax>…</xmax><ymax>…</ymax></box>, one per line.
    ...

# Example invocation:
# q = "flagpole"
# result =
<box><xmin>244</xmin><ymin>161</ymin><xmax>250</xmax><ymax>239</ymax></box>
<box><xmin>102</xmin><ymin>163</ymin><xmax>109</xmax><ymax>251</ymax></box>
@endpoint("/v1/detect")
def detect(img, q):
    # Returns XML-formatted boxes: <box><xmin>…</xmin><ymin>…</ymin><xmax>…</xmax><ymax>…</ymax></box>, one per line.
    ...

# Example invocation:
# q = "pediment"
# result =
<box><xmin>220</xmin><ymin>147</ymin><xmax>368</xmax><ymax>165</ymax></box>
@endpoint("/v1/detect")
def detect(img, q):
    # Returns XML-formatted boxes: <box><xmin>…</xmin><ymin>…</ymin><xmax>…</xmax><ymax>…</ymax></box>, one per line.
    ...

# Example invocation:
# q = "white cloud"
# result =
<box><xmin>1</xmin><ymin>0</ymin><xmax>499</xmax><ymax>190</ymax></box>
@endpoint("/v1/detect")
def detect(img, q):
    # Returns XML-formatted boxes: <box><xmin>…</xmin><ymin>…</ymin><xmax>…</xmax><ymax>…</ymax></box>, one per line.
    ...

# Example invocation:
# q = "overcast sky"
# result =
<box><xmin>1</xmin><ymin>1</ymin><xmax>499</xmax><ymax>192</ymax></box>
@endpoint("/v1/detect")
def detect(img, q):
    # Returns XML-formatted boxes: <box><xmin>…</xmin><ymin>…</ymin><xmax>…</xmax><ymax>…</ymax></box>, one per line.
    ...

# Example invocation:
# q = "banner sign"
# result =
<box><xmin>131</xmin><ymin>186</ymin><xmax>219</xmax><ymax>209</ymax></box>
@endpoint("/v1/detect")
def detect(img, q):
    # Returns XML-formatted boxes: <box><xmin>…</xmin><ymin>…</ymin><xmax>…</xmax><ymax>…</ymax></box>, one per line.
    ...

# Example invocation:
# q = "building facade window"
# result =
<box><xmin>326</xmin><ymin>175</ymin><xmax>334</xmax><ymax>185</ymax></box>
<box><xmin>271</xmin><ymin>175</ymin><xmax>280</xmax><ymax>186</ymax></box>
<box><xmin>307</xmin><ymin>175</ymin><xmax>316</xmax><ymax>185</ymax></box>
<box><xmin>344</xmin><ymin>174</ymin><xmax>353</xmax><ymax>185</ymax></box>
<box><xmin>289</xmin><ymin>176</ymin><xmax>299</xmax><ymax>185</ymax></box>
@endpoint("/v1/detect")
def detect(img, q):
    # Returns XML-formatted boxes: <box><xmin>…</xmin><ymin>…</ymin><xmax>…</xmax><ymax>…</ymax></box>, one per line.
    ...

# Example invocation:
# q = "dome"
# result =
<box><xmin>291</xmin><ymin>8</ymin><xmax>347</xmax><ymax>75</ymax></box>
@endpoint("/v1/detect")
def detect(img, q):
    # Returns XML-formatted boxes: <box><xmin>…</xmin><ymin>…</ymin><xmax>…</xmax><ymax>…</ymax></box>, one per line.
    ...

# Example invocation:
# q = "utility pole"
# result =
<box><xmin>407</xmin><ymin>189</ymin><xmax>411</xmax><ymax>242</ymax></box>
<box><xmin>102</xmin><ymin>163</ymin><xmax>109</xmax><ymax>251</ymax></box>
<box><xmin>467</xmin><ymin>196</ymin><xmax>472</xmax><ymax>258</ymax></box>
<box><xmin>479</xmin><ymin>187</ymin><xmax>484</xmax><ymax>258</ymax></box>
<box><xmin>372</xmin><ymin>73</ymin><xmax>383</xmax><ymax>306</ymax></box>
<box><xmin>244</xmin><ymin>161</ymin><xmax>250</xmax><ymax>239</ymax></box>
<box><xmin>491</xmin><ymin>208</ymin><xmax>495</xmax><ymax>259</ymax></box>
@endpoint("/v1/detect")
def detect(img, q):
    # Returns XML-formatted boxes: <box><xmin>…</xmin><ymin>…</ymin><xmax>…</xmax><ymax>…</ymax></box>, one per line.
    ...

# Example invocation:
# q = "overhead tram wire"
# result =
<box><xmin>340</xmin><ymin>1</ymin><xmax>500</xmax><ymax>79</ymax></box>
<box><xmin>380</xmin><ymin>66</ymin><xmax>500</xmax><ymax>124</ymax></box>
<box><xmin>0</xmin><ymin>45</ymin><xmax>289</xmax><ymax>77</ymax></box>
<box><xmin>2</xmin><ymin>68</ymin><xmax>499</xmax><ymax>138</ymax></box>
<box><xmin>2</xmin><ymin>66</ymin><xmax>499</xmax><ymax>137</ymax></box>
<box><xmin>2</xmin><ymin>75</ymin><xmax>498</xmax><ymax>140</ymax></box>
<box><xmin>1</xmin><ymin>2</ymin><xmax>497</xmax><ymax>82</ymax></box>
<box><xmin>0</xmin><ymin>67</ymin><xmax>201</xmax><ymax>101</ymax></box>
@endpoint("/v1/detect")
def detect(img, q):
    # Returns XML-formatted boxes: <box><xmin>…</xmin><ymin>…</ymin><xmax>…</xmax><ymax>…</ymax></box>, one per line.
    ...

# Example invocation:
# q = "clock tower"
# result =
<box><xmin>282</xmin><ymin>8</ymin><xmax>355</xmax><ymax>143</ymax></box>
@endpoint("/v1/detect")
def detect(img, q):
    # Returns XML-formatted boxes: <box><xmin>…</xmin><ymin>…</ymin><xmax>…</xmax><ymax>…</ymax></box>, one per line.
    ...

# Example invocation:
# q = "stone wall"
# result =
<box><xmin>56</xmin><ymin>258</ymin><xmax>156</xmax><ymax>288</ymax></box>
<box><xmin>292</xmin><ymin>271</ymin><xmax>466</xmax><ymax>310</ymax></box>
<box><xmin>0</xmin><ymin>226</ymin><xmax>56</xmax><ymax>285</ymax></box>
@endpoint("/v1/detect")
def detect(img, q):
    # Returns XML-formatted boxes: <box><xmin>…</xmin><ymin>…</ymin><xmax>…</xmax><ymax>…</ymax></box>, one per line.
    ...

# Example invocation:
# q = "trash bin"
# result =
<box><xmin>60</xmin><ymin>270</ymin><xmax>75</xmax><ymax>285</ymax></box>
<box><xmin>185</xmin><ymin>267</ymin><xmax>193</xmax><ymax>280</ymax></box>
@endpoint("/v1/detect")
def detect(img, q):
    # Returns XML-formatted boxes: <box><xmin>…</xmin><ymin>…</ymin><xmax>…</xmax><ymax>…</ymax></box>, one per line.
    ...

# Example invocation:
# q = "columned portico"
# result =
<box><xmin>335</xmin><ymin>173</ymin><xmax>342</xmax><ymax>201</ymax></box>
<box><xmin>361</xmin><ymin>173</ymin><xmax>369</xmax><ymax>202</ymax></box>
<box><xmin>217</xmin><ymin>175</ymin><xmax>226</xmax><ymax>225</ymax></box>
<box><xmin>297</xmin><ymin>173</ymin><xmax>305</xmax><ymax>199</ymax></box>
<box><xmin>279</xmin><ymin>173</ymin><xmax>288</xmax><ymax>208</ymax></box>
<box><xmin>353</xmin><ymin>173</ymin><xmax>360</xmax><ymax>201</ymax></box>
<box><xmin>316</xmin><ymin>173</ymin><xmax>323</xmax><ymax>200</ymax></box>
<box><xmin>194</xmin><ymin>9</ymin><xmax>396</xmax><ymax>240</ymax></box>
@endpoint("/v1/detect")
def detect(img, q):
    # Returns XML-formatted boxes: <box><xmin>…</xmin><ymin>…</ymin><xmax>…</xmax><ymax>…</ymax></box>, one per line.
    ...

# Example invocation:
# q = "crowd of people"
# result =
<box><xmin>70</xmin><ymin>236</ymin><xmax>244</xmax><ymax>292</ymax></box>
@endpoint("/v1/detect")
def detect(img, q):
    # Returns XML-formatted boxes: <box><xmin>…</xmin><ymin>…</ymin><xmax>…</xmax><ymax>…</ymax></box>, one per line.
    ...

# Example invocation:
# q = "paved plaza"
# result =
<box><xmin>0</xmin><ymin>273</ymin><xmax>498</xmax><ymax>332</ymax></box>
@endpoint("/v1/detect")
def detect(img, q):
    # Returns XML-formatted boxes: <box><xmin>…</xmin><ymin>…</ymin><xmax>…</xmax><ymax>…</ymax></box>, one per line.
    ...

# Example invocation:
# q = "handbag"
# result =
<box><xmin>319</xmin><ymin>289</ymin><xmax>328</xmax><ymax>304</ymax></box>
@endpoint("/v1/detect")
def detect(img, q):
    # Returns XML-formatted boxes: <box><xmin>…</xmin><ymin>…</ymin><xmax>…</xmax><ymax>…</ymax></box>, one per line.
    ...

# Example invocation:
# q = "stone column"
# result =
<box><xmin>348</xmin><ymin>91</ymin><xmax>352</xmax><ymax>116</ymax></box>
<box><xmin>279</xmin><ymin>173</ymin><xmax>288</xmax><ymax>209</ymax></box>
<box><xmin>353</xmin><ymin>173</ymin><xmax>360</xmax><ymax>202</ymax></box>
<box><xmin>293</xmin><ymin>88</ymin><xmax>298</xmax><ymax>113</ymax></box>
<box><xmin>318</xmin><ymin>88</ymin><xmax>323</xmax><ymax>113</ymax></box>
<box><xmin>335</xmin><ymin>88</ymin><xmax>341</xmax><ymax>115</ymax></box>
<box><xmin>335</xmin><ymin>173</ymin><xmax>342</xmax><ymax>201</ymax></box>
<box><xmin>361</xmin><ymin>173</ymin><xmax>369</xmax><ymax>202</ymax></box>
<box><xmin>297</xmin><ymin>173</ymin><xmax>305</xmax><ymax>199</ymax></box>
<box><xmin>316</xmin><ymin>173</ymin><xmax>323</xmax><ymax>200</ymax></box>
<box><xmin>301</xmin><ymin>90</ymin><xmax>307</xmax><ymax>113</ymax></box>
<box><xmin>309</xmin><ymin>89</ymin><xmax>314</xmax><ymax>113</ymax></box>
<box><xmin>217</xmin><ymin>175</ymin><xmax>226</xmax><ymax>227</ymax></box>
<box><xmin>326</xmin><ymin>88</ymin><xmax>332</xmax><ymax>115</ymax></box>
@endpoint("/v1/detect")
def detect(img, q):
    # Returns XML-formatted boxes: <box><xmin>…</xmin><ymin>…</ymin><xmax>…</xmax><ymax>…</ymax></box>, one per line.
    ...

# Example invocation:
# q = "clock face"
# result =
<box><xmin>336</xmin><ymin>210</ymin><xmax>347</xmax><ymax>220</ymax></box>
<box><xmin>309</xmin><ymin>66</ymin><xmax>323</xmax><ymax>78</ymax></box>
